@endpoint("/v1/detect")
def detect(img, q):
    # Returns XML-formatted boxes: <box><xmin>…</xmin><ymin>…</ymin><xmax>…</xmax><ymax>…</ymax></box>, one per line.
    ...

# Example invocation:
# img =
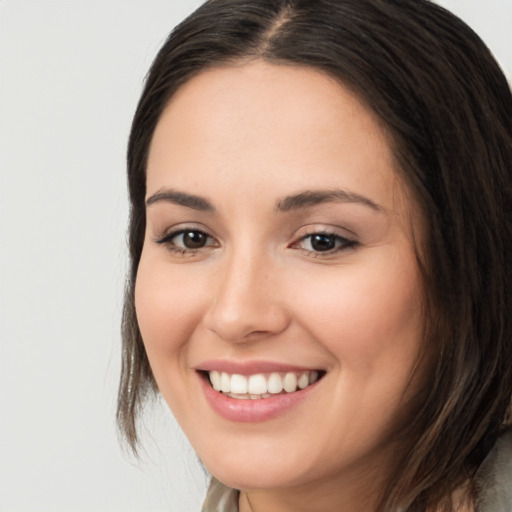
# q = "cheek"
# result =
<box><xmin>291</xmin><ymin>260</ymin><xmax>425</xmax><ymax>443</ymax></box>
<box><xmin>291</xmin><ymin>254</ymin><xmax>424</xmax><ymax>377</ymax></box>
<box><xmin>134</xmin><ymin>256</ymin><xmax>204</xmax><ymax>364</ymax></box>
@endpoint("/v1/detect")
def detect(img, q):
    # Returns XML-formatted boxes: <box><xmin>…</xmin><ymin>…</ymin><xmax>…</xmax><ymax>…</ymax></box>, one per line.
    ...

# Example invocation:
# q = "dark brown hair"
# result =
<box><xmin>118</xmin><ymin>1</ymin><xmax>512</xmax><ymax>509</ymax></box>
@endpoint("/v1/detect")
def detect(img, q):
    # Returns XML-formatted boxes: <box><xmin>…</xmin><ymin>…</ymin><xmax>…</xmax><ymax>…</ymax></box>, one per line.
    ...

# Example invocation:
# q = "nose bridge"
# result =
<box><xmin>204</xmin><ymin>242</ymin><xmax>288</xmax><ymax>342</ymax></box>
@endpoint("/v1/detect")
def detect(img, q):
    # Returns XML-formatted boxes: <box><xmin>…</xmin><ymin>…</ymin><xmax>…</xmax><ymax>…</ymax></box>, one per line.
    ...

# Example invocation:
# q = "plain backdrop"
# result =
<box><xmin>0</xmin><ymin>1</ymin><xmax>511</xmax><ymax>511</ymax></box>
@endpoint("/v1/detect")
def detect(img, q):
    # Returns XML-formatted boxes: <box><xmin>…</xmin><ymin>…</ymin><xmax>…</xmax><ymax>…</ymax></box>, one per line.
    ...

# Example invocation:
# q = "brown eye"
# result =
<box><xmin>180</xmin><ymin>230</ymin><xmax>208</xmax><ymax>249</ymax></box>
<box><xmin>155</xmin><ymin>228</ymin><xmax>217</xmax><ymax>253</ymax></box>
<box><xmin>310</xmin><ymin>234</ymin><xmax>337</xmax><ymax>252</ymax></box>
<box><xmin>293</xmin><ymin>232</ymin><xmax>357</xmax><ymax>255</ymax></box>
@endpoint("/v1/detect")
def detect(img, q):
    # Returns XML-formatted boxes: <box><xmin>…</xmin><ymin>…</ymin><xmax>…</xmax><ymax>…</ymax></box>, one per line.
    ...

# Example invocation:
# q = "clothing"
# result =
<box><xmin>475</xmin><ymin>429</ymin><xmax>512</xmax><ymax>512</ymax></box>
<box><xmin>202</xmin><ymin>478</ymin><xmax>239</xmax><ymax>512</ymax></box>
<box><xmin>201</xmin><ymin>430</ymin><xmax>512</xmax><ymax>512</ymax></box>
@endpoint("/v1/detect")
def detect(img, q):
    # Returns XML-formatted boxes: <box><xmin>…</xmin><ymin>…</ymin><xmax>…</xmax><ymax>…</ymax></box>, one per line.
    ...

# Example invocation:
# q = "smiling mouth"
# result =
<box><xmin>204</xmin><ymin>370</ymin><xmax>324</xmax><ymax>399</ymax></box>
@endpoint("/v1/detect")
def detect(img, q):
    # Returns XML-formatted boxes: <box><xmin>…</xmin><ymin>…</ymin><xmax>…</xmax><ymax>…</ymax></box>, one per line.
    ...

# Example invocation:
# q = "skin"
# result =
<box><xmin>135</xmin><ymin>61</ymin><xmax>428</xmax><ymax>512</ymax></box>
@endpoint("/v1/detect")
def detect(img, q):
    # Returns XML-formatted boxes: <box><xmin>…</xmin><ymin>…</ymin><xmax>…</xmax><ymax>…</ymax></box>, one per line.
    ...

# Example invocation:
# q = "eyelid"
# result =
<box><xmin>150</xmin><ymin>223</ymin><xmax>358</xmax><ymax>258</ymax></box>
<box><xmin>291</xmin><ymin>224</ymin><xmax>357</xmax><ymax>242</ymax></box>
<box><xmin>152</xmin><ymin>221</ymin><xmax>213</xmax><ymax>241</ymax></box>
<box><xmin>153</xmin><ymin>229</ymin><xmax>213</xmax><ymax>245</ymax></box>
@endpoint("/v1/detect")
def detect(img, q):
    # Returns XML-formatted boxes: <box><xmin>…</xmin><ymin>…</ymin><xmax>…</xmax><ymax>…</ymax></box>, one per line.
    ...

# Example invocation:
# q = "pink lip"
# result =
<box><xmin>197</xmin><ymin>369</ymin><xmax>322</xmax><ymax>423</ymax></box>
<box><xmin>196</xmin><ymin>359</ymin><xmax>317</xmax><ymax>375</ymax></box>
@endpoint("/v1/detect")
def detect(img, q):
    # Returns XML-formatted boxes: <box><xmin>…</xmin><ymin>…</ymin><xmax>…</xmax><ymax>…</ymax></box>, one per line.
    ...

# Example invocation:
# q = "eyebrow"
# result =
<box><xmin>276</xmin><ymin>189</ymin><xmax>386</xmax><ymax>213</ymax></box>
<box><xmin>146</xmin><ymin>189</ymin><xmax>215</xmax><ymax>211</ymax></box>
<box><xmin>145</xmin><ymin>187</ymin><xmax>386</xmax><ymax>214</ymax></box>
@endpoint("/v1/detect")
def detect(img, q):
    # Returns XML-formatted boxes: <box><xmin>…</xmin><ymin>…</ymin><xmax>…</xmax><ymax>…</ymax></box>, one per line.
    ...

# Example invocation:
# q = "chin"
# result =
<box><xmin>205</xmin><ymin>455</ymin><xmax>310</xmax><ymax>491</ymax></box>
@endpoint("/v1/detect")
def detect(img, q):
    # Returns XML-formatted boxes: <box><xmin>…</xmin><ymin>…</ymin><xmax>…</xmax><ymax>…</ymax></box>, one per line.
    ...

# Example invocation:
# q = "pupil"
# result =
<box><xmin>183</xmin><ymin>231</ymin><xmax>206</xmax><ymax>249</ymax></box>
<box><xmin>311</xmin><ymin>234</ymin><xmax>335</xmax><ymax>251</ymax></box>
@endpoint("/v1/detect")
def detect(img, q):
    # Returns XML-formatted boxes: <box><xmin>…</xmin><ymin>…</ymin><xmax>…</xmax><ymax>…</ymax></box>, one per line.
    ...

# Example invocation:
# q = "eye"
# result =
<box><xmin>174</xmin><ymin>230</ymin><xmax>210</xmax><ymax>249</ymax></box>
<box><xmin>293</xmin><ymin>232</ymin><xmax>357</xmax><ymax>255</ymax></box>
<box><xmin>154</xmin><ymin>228</ymin><xmax>217</xmax><ymax>253</ymax></box>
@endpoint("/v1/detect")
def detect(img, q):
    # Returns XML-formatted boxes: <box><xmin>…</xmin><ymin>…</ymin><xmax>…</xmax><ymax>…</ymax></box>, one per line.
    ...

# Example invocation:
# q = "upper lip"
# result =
<box><xmin>195</xmin><ymin>359</ymin><xmax>323</xmax><ymax>375</ymax></box>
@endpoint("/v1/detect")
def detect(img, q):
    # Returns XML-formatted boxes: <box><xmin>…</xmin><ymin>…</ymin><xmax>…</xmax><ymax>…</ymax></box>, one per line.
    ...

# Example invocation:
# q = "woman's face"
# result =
<box><xmin>136</xmin><ymin>62</ymin><xmax>425</xmax><ymax>497</ymax></box>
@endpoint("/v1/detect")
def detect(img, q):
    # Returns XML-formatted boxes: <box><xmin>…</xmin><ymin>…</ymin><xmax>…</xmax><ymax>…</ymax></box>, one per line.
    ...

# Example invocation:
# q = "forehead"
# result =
<box><xmin>146</xmin><ymin>61</ymin><xmax>409</xmax><ymax>216</ymax></box>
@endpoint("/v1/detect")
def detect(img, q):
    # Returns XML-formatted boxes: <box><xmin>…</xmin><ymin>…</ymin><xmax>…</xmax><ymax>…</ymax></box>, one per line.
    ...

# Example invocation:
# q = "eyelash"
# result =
<box><xmin>153</xmin><ymin>228</ymin><xmax>358</xmax><ymax>257</ymax></box>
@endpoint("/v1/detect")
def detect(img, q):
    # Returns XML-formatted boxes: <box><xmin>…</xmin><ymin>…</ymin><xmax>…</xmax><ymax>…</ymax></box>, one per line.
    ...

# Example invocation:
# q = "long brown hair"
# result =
<box><xmin>118</xmin><ymin>1</ymin><xmax>512</xmax><ymax>509</ymax></box>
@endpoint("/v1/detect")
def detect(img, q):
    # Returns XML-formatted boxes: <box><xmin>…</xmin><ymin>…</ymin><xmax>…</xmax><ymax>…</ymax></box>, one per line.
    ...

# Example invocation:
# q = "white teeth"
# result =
<box><xmin>283</xmin><ymin>372</ymin><xmax>297</xmax><ymax>392</ymax></box>
<box><xmin>229</xmin><ymin>392</ymin><xmax>251</xmax><ymax>400</ymax></box>
<box><xmin>298</xmin><ymin>373</ymin><xmax>309</xmax><ymax>389</ymax></box>
<box><xmin>230</xmin><ymin>374</ymin><xmax>248</xmax><ymax>394</ymax></box>
<box><xmin>267</xmin><ymin>373</ymin><xmax>283</xmax><ymax>394</ymax></box>
<box><xmin>210</xmin><ymin>370</ymin><xmax>221</xmax><ymax>391</ymax></box>
<box><xmin>208</xmin><ymin>370</ymin><xmax>322</xmax><ymax>398</ymax></box>
<box><xmin>248</xmin><ymin>374</ymin><xmax>267</xmax><ymax>394</ymax></box>
<box><xmin>221</xmin><ymin>372</ymin><xmax>231</xmax><ymax>392</ymax></box>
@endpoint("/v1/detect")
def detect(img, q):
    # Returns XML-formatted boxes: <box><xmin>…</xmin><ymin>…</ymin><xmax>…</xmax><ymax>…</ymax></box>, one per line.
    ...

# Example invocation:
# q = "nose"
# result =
<box><xmin>203</xmin><ymin>250</ymin><xmax>290</xmax><ymax>343</ymax></box>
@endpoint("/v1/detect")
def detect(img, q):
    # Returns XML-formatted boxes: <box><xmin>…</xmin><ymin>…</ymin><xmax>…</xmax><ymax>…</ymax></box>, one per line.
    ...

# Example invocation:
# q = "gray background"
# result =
<box><xmin>0</xmin><ymin>1</ymin><xmax>510</xmax><ymax>511</ymax></box>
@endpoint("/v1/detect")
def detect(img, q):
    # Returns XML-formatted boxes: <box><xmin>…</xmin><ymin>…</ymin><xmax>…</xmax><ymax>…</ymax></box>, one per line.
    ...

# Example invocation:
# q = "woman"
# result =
<box><xmin>117</xmin><ymin>0</ymin><xmax>512</xmax><ymax>510</ymax></box>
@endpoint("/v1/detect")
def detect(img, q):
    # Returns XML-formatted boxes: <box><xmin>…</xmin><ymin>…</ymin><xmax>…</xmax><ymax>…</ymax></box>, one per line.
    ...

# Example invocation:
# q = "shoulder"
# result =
<box><xmin>475</xmin><ymin>429</ymin><xmax>512</xmax><ymax>512</ymax></box>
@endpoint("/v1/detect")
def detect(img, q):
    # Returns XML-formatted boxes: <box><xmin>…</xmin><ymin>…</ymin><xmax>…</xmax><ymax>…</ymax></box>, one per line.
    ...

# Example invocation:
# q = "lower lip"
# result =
<box><xmin>199</xmin><ymin>374</ymin><xmax>319</xmax><ymax>423</ymax></box>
